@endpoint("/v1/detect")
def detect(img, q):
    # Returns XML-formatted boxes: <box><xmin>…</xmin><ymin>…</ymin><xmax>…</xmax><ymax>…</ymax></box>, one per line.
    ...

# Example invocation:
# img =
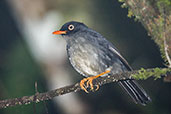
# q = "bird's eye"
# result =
<box><xmin>68</xmin><ymin>24</ymin><xmax>74</xmax><ymax>31</ymax></box>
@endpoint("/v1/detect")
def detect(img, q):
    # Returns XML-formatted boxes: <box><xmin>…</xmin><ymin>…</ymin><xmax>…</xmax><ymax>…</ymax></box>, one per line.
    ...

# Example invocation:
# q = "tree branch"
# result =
<box><xmin>119</xmin><ymin>0</ymin><xmax>171</xmax><ymax>67</ymax></box>
<box><xmin>0</xmin><ymin>68</ymin><xmax>170</xmax><ymax>109</ymax></box>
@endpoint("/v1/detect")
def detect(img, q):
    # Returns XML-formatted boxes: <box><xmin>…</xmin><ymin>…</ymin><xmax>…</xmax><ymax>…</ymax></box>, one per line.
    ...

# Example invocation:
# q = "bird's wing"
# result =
<box><xmin>93</xmin><ymin>36</ymin><xmax>133</xmax><ymax>71</ymax></box>
<box><xmin>86</xmin><ymin>30</ymin><xmax>132</xmax><ymax>71</ymax></box>
<box><xmin>108</xmin><ymin>45</ymin><xmax>133</xmax><ymax>71</ymax></box>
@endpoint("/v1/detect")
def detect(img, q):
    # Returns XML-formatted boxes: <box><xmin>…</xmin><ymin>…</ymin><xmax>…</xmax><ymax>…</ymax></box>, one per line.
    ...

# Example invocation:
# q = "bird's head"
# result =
<box><xmin>53</xmin><ymin>21</ymin><xmax>88</xmax><ymax>36</ymax></box>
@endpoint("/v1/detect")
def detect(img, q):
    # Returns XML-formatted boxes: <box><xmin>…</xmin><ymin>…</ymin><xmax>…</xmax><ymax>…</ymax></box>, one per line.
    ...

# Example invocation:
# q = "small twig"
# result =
<box><xmin>35</xmin><ymin>82</ymin><xmax>38</xmax><ymax>93</ymax></box>
<box><xmin>164</xmin><ymin>36</ymin><xmax>171</xmax><ymax>68</ymax></box>
<box><xmin>34</xmin><ymin>82</ymin><xmax>49</xmax><ymax>114</ymax></box>
<box><xmin>33</xmin><ymin>82</ymin><xmax>38</xmax><ymax>114</ymax></box>
<box><xmin>163</xmin><ymin>7</ymin><xmax>171</xmax><ymax>68</ymax></box>
<box><xmin>0</xmin><ymin>68</ymin><xmax>170</xmax><ymax>109</ymax></box>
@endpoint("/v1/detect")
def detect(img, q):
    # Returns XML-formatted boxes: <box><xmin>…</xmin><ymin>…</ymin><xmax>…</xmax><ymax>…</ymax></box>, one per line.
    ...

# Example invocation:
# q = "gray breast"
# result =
<box><xmin>66</xmin><ymin>36</ymin><xmax>127</xmax><ymax>77</ymax></box>
<box><xmin>67</xmin><ymin>37</ymin><xmax>108</xmax><ymax>77</ymax></box>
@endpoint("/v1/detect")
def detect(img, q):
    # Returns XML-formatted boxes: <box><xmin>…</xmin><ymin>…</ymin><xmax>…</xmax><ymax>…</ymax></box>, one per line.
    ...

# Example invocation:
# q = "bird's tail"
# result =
<box><xmin>119</xmin><ymin>80</ymin><xmax>151</xmax><ymax>105</ymax></box>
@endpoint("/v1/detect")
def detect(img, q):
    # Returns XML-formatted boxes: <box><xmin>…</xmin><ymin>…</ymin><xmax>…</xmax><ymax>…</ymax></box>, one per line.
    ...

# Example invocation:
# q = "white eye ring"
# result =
<box><xmin>68</xmin><ymin>24</ymin><xmax>74</xmax><ymax>31</ymax></box>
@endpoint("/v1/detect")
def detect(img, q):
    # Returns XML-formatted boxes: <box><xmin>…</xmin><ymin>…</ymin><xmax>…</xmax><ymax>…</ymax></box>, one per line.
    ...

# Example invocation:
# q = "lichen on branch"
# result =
<box><xmin>118</xmin><ymin>0</ymin><xmax>171</xmax><ymax>67</ymax></box>
<box><xmin>132</xmin><ymin>68</ymin><xmax>171</xmax><ymax>80</ymax></box>
<box><xmin>0</xmin><ymin>68</ymin><xmax>170</xmax><ymax>109</ymax></box>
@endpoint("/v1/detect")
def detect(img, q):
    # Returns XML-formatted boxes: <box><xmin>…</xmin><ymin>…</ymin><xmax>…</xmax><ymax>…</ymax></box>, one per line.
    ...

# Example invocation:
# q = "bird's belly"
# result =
<box><xmin>68</xmin><ymin>44</ymin><xmax>104</xmax><ymax>77</ymax></box>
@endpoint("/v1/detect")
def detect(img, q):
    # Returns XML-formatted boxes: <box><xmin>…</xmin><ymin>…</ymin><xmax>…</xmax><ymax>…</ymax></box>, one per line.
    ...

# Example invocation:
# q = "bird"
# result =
<box><xmin>53</xmin><ymin>21</ymin><xmax>151</xmax><ymax>105</ymax></box>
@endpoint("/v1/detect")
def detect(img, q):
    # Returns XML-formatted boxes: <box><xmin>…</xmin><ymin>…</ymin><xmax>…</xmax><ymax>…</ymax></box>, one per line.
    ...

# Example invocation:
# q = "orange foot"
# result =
<box><xmin>80</xmin><ymin>70</ymin><xmax>110</xmax><ymax>93</ymax></box>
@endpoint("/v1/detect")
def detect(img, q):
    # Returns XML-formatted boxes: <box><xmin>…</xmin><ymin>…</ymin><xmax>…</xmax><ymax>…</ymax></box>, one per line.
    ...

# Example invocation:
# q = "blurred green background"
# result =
<box><xmin>0</xmin><ymin>0</ymin><xmax>171</xmax><ymax>114</ymax></box>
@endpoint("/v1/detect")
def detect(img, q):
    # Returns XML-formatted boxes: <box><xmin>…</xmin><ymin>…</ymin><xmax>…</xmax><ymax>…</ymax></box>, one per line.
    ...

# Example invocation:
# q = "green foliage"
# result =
<box><xmin>118</xmin><ymin>0</ymin><xmax>125</xmax><ymax>2</ymax></box>
<box><xmin>118</xmin><ymin>0</ymin><xmax>140</xmax><ymax>21</ymax></box>
<box><xmin>149</xmin><ymin>15</ymin><xmax>167</xmax><ymax>64</ymax></box>
<box><xmin>121</xmin><ymin>3</ymin><xmax>127</xmax><ymax>8</ymax></box>
<box><xmin>118</xmin><ymin>0</ymin><xmax>171</xmax><ymax>66</ymax></box>
<box><xmin>157</xmin><ymin>0</ymin><xmax>171</xmax><ymax>14</ymax></box>
<box><xmin>157</xmin><ymin>0</ymin><xmax>171</xmax><ymax>6</ymax></box>
<box><xmin>132</xmin><ymin>68</ymin><xmax>171</xmax><ymax>80</ymax></box>
<box><xmin>118</xmin><ymin>0</ymin><xmax>127</xmax><ymax>8</ymax></box>
<box><xmin>155</xmin><ymin>0</ymin><xmax>171</xmax><ymax>66</ymax></box>
<box><xmin>127</xmin><ymin>9</ymin><xmax>133</xmax><ymax>18</ymax></box>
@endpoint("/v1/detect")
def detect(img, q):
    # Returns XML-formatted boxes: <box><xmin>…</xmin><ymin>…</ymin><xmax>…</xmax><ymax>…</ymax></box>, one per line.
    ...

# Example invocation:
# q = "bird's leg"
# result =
<box><xmin>80</xmin><ymin>70</ymin><xmax>110</xmax><ymax>93</ymax></box>
<box><xmin>80</xmin><ymin>78</ymin><xmax>89</xmax><ymax>93</ymax></box>
<box><xmin>86</xmin><ymin>70</ymin><xmax>110</xmax><ymax>91</ymax></box>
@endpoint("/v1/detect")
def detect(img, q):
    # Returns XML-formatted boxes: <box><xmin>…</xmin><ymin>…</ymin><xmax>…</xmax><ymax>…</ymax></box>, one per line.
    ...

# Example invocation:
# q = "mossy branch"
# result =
<box><xmin>0</xmin><ymin>67</ymin><xmax>170</xmax><ymax>109</ymax></box>
<box><xmin>118</xmin><ymin>0</ymin><xmax>171</xmax><ymax>67</ymax></box>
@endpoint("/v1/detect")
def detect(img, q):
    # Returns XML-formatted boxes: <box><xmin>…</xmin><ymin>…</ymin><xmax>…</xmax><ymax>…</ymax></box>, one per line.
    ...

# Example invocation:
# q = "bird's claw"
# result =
<box><xmin>80</xmin><ymin>78</ymin><xmax>89</xmax><ymax>93</ymax></box>
<box><xmin>80</xmin><ymin>70</ymin><xmax>110</xmax><ymax>93</ymax></box>
<box><xmin>80</xmin><ymin>76</ymin><xmax>99</xmax><ymax>93</ymax></box>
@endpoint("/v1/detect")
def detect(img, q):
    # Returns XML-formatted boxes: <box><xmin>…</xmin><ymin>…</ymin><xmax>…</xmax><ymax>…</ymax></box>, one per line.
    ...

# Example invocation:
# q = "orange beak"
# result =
<box><xmin>52</xmin><ymin>30</ymin><xmax>67</xmax><ymax>35</ymax></box>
